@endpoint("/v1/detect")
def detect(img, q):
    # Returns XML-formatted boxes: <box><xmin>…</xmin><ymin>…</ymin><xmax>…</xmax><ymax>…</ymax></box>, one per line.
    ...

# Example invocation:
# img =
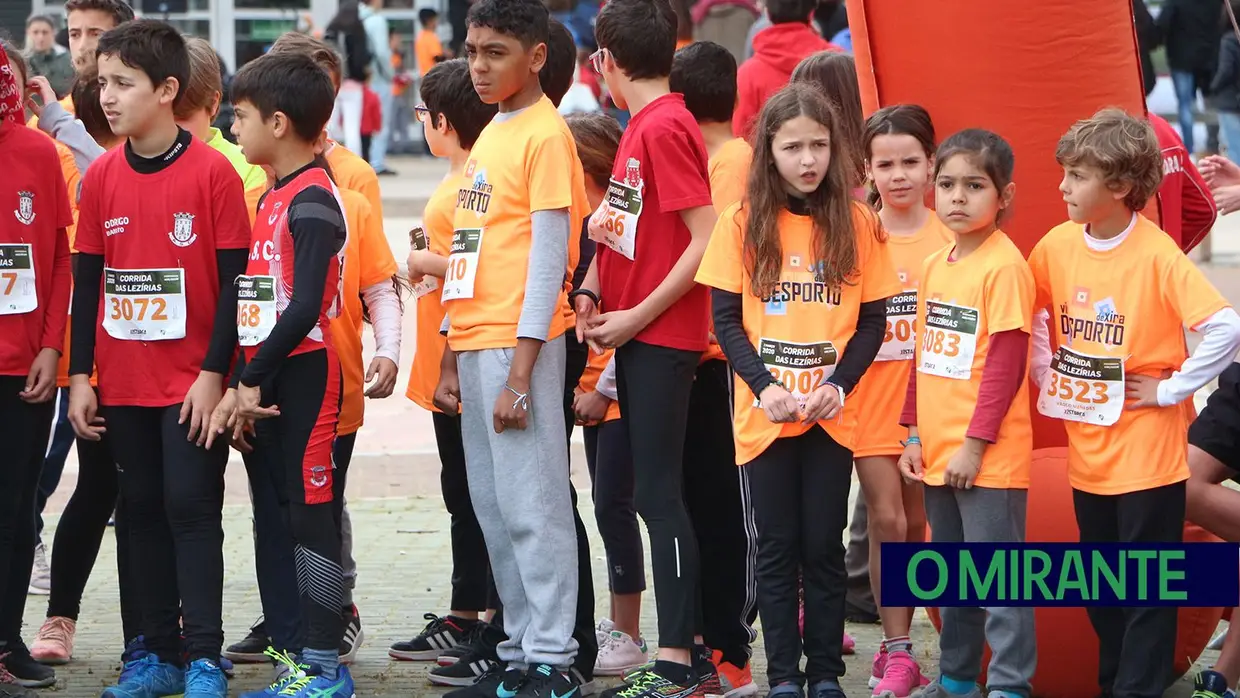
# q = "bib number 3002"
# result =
<box><xmin>754</xmin><ymin>339</ymin><xmax>838</xmax><ymax>410</ymax></box>
<box><xmin>236</xmin><ymin>274</ymin><xmax>277</xmax><ymax>347</ymax></box>
<box><xmin>1036</xmin><ymin>345</ymin><xmax>1124</xmax><ymax>426</ymax></box>
<box><xmin>0</xmin><ymin>243</ymin><xmax>37</xmax><ymax>315</ymax></box>
<box><xmin>102</xmin><ymin>268</ymin><xmax>186</xmax><ymax>341</ymax></box>
<box><xmin>442</xmin><ymin>228</ymin><xmax>483</xmax><ymax>302</ymax></box>
<box><xmin>917</xmin><ymin>300</ymin><xmax>979</xmax><ymax>380</ymax></box>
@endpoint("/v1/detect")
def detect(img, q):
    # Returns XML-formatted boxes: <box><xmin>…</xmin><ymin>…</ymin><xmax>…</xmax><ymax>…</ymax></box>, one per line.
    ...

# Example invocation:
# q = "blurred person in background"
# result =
<box><xmin>24</xmin><ymin>15</ymin><xmax>73</xmax><ymax>98</ymax></box>
<box><xmin>361</xmin><ymin>0</ymin><xmax>397</xmax><ymax>175</ymax></box>
<box><xmin>325</xmin><ymin>2</ymin><xmax>373</xmax><ymax>157</ymax></box>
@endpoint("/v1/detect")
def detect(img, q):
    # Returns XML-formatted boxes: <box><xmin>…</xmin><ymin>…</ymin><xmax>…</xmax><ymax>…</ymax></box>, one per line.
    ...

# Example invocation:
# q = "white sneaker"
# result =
<box><xmin>593</xmin><ymin>629</ymin><xmax>649</xmax><ymax>676</ymax></box>
<box><xmin>594</xmin><ymin>618</ymin><xmax>615</xmax><ymax>646</ymax></box>
<box><xmin>28</xmin><ymin>540</ymin><xmax>50</xmax><ymax>595</ymax></box>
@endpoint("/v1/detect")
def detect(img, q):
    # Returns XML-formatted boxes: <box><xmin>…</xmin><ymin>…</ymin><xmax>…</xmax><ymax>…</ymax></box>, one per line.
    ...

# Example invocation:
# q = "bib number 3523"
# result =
<box><xmin>236</xmin><ymin>274</ymin><xmax>277</xmax><ymax>347</ymax></box>
<box><xmin>917</xmin><ymin>300</ymin><xmax>979</xmax><ymax>380</ymax></box>
<box><xmin>442</xmin><ymin>228</ymin><xmax>483</xmax><ymax>302</ymax></box>
<box><xmin>102</xmin><ymin>268</ymin><xmax>186</xmax><ymax>341</ymax></box>
<box><xmin>1036</xmin><ymin>345</ymin><xmax>1124</xmax><ymax>426</ymax></box>
<box><xmin>0</xmin><ymin>243</ymin><xmax>37</xmax><ymax>315</ymax></box>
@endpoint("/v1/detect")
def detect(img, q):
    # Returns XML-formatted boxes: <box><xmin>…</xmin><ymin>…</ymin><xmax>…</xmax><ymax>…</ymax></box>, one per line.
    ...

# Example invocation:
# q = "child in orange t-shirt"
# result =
<box><xmin>897</xmin><ymin>129</ymin><xmax>1036</xmax><ymax>698</ymax></box>
<box><xmin>1030</xmin><ymin>109</ymin><xmax>1240</xmax><ymax>698</ymax></box>
<box><xmin>852</xmin><ymin>104</ymin><xmax>950</xmax><ymax>696</ymax></box>
<box><xmin>696</xmin><ymin>84</ymin><xmax>900</xmax><ymax>698</ymax></box>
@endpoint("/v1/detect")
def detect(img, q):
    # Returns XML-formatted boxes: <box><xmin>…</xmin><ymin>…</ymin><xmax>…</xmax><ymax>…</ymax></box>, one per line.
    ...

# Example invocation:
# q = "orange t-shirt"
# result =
<box><xmin>331</xmin><ymin>188</ymin><xmax>399</xmax><ymax>435</ymax></box>
<box><xmin>327</xmin><ymin>141</ymin><xmax>383</xmax><ymax>219</ymax></box>
<box><xmin>702</xmin><ymin>137</ymin><xmax>753</xmax><ymax>363</ymax></box>
<box><xmin>576</xmin><ymin>349</ymin><xmax>622</xmax><ymax>423</ymax></box>
<box><xmin>447</xmin><ymin>96</ymin><xmax>586</xmax><ymax>351</ymax></box>
<box><xmin>695</xmin><ymin>201</ymin><xmax>901</xmax><ymax>465</ymax></box>
<box><xmin>914</xmin><ymin>230</ymin><xmax>1034</xmax><ymax>489</ymax></box>
<box><xmin>406</xmin><ymin>174</ymin><xmax>462</xmax><ymax>412</ymax></box>
<box><xmin>853</xmin><ymin>214</ymin><xmax>952</xmax><ymax>458</ymax></box>
<box><xmin>1028</xmin><ymin>215</ymin><xmax>1230</xmax><ymax>495</ymax></box>
<box><xmin>416</xmin><ymin>29</ymin><xmax>445</xmax><ymax>76</ymax></box>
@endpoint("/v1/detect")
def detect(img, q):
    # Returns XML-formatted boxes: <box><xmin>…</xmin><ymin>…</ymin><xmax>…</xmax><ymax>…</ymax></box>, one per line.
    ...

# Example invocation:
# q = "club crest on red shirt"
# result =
<box><xmin>169</xmin><ymin>212</ymin><xmax>197</xmax><ymax>247</ymax></box>
<box><xmin>14</xmin><ymin>191</ymin><xmax>34</xmax><ymax>226</ymax></box>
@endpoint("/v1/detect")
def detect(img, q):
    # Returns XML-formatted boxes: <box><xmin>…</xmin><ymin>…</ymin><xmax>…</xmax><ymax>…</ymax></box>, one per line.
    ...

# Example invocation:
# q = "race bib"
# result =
<box><xmin>442</xmin><ymin>228</ymin><xmax>483</xmax><ymax>302</ymax></box>
<box><xmin>917</xmin><ymin>300</ymin><xmax>979</xmax><ymax>380</ymax></box>
<box><xmin>876</xmin><ymin>290</ymin><xmax>917</xmax><ymax>362</ymax></box>
<box><xmin>102</xmin><ymin>268</ymin><xmax>186</xmax><ymax>341</ymax></box>
<box><xmin>1037</xmin><ymin>345</ymin><xmax>1124</xmax><ymax>426</ymax></box>
<box><xmin>0</xmin><ymin>244</ymin><xmax>37</xmax><ymax>315</ymax></box>
<box><xmin>408</xmin><ymin>225</ymin><xmax>440</xmax><ymax>300</ymax></box>
<box><xmin>236</xmin><ymin>275</ymin><xmax>277</xmax><ymax>347</ymax></box>
<box><xmin>588</xmin><ymin>175</ymin><xmax>643</xmax><ymax>262</ymax></box>
<box><xmin>755</xmin><ymin>339</ymin><xmax>838</xmax><ymax>409</ymax></box>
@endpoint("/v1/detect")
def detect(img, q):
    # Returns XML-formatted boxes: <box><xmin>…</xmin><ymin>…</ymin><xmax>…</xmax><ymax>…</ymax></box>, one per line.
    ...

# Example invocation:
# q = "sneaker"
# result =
<box><xmin>444</xmin><ymin>663</ymin><xmax>515</xmax><ymax>698</ymax></box>
<box><xmin>30</xmin><ymin>616</ymin><xmax>75</xmax><ymax>665</ymax></box>
<box><xmin>842</xmin><ymin>632</ymin><xmax>855</xmax><ymax>655</ymax></box>
<box><xmin>594</xmin><ymin>630</ymin><xmax>649</xmax><ymax>676</ymax></box>
<box><xmin>599</xmin><ymin>665</ymin><xmax>704</xmax><ymax>698</ymax></box>
<box><xmin>439</xmin><ymin>644</ymin><xmax>471</xmax><ymax>666</ymax></box>
<box><xmin>710</xmin><ymin>650</ymin><xmax>757</xmax><ymax>698</ymax></box>
<box><xmin>429</xmin><ymin>622</ymin><xmax>507</xmax><ymax>687</ymax></box>
<box><xmin>918</xmin><ymin>680</ymin><xmax>982</xmax><ymax>698</ymax></box>
<box><xmin>238</xmin><ymin>648</ymin><xmax>310</xmax><ymax>698</ymax></box>
<box><xmin>119</xmin><ymin>636</ymin><xmax>149</xmax><ymax>683</ymax></box>
<box><xmin>102</xmin><ymin>654</ymin><xmax>185</xmax><ymax>698</ymax></box>
<box><xmin>1</xmin><ymin>645</ymin><xmax>54</xmax><ymax>688</ymax></box>
<box><xmin>224</xmin><ymin>618</ymin><xmax>271</xmax><ymax>663</ymax></box>
<box><xmin>810</xmin><ymin>680</ymin><xmax>846</xmax><ymax>698</ymax></box>
<box><xmin>339</xmin><ymin>605</ymin><xmax>364</xmax><ymax>665</ymax></box>
<box><xmin>518</xmin><ymin>663</ymin><xmax>580</xmax><ymax>698</ymax></box>
<box><xmin>270</xmin><ymin>664</ymin><xmax>353</xmax><ymax>698</ymax></box>
<box><xmin>873</xmin><ymin>651</ymin><xmax>925</xmax><ymax>698</ymax></box>
<box><xmin>1194</xmin><ymin>670</ymin><xmax>1233</xmax><ymax>698</ymax></box>
<box><xmin>27</xmin><ymin>541</ymin><xmax>49</xmax><ymax>596</ymax></box>
<box><xmin>594</xmin><ymin>619</ymin><xmax>616</xmax><ymax>646</ymax></box>
<box><xmin>184</xmin><ymin>658</ymin><xmax>228</xmax><ymax>698</ymax></box>
<box><xmin>770</xmin><ymin>683</ymin><xmax>806</xmax><ymax>698</ymax></box>
<box><xmin>869</xmin><ymin>649</ymin><xmax>887</xmax><ymax>689</ymax></box>
<box><xmin>389</xmin><ymin>613</ymin><xmax>476</xmax><ymax>661</ymax></box>
<box><xmin>0</xmin><ymin>661</ymin><xmax>36</xmax><ymax>698</ymax></box>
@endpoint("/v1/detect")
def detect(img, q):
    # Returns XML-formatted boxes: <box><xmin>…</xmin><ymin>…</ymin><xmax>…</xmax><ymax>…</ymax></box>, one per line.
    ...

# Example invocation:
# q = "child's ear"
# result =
<box><xmin>1109</xmin><ymin>179</ymin><xmax>1133</xmax><ymax>202</ymax></box>
<box><xmin>529</xmin><ymin>40</ymin><xmax>548</xmax><ymax>74</ymax></box>
<box><xmin>1001</xmin><ymin>181</ymin><xmax>1016</xmax><ymax>211</ymax></box>
<box><xmin>159</xmin><ymin>76</ymin><xmax>180</xmax><ymax>105</ymax></box>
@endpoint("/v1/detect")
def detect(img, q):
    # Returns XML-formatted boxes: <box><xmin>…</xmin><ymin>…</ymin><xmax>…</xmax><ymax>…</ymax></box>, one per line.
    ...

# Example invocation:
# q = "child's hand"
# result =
<box><xmin>1216</xmin><ymin>184</ymin><xmax>1240</xmax><ymax>216</ymax></box>
<box><xmin>406</xmin><ymin>249</ymin><xmax>433</xmax><ymax>280</ymax></box>
<box><xmin>1125</xmin><ymin>374</ymin><xmax>1162</xmax><ymax>409</ymax></box>
<box><xmin>67</xmin><ymin>379</ymin><xmax>105</xmax><ymax>441</ymax></box>
<box><xmin>573</xmin><ymin>390</ymin><xmax>610</xmax><ymax>425</ymax></box>
<box><xmin>433</xmin><ymin>369</ymin><xmax>461</xmax><ymax>414</ymax></box>
<box><xmin>181</xmin><ymin>372</ymin><xmax>225</xmax><ymax>446</ymax></box>
<box><xmin>493</xmin><ymin>381</ymin><xmax>529</xmax><ymax>433</ymax></box>
<box><xmin>20</xmin><ymin>347</ymin><xmax>59</xmax><ymax>404</ymax></box>
<box><xmin>898</xmin><ymin>443</ymin><xmax>924</xmax><ymax>483</ymax></box>
<box><xmin>801</xmin><ymin>383</ymin><xmax>842</xmax><ymax>424</ymax></box>
<box><xmin>24</xmin><ymin>76</ymin><xmax>56</xmax><ymax>117</ymax></box>
<box><xmin>759</xmin><ymin>383</ymin><xmax>800</xmax><ymax>424</ymax></box>
<box><xmin>1201</xmin><ymin>155</ymin><xmax>1240</xmax><ymax>190</ymax></box>
<box><xmin>584</xmin><ymin>308</ymin><xmax>644</xmax><ymax>351</ymax></box>
<box><xmin>573</xmin><ymin>294</ymin><xmax>601</xmax><ymax>353</ymax></box>
<box><xmin>236</xmin><ymin>382</ymin><xmax>279</xmax><ymax>421</ymax></box>
<box><xmin>204</xmin><ymin>388</ymin><xmax>238</xmax><ymax>450</ymax></box>
<box><xmin>363</xmin><ymin>356</ymin><xmax>398</xmax><ymax>398</ymax></box>
<box><xmin>944</xmin><ymin>447</ymin><xmax>982</xmax><ymax>489</ymax></box>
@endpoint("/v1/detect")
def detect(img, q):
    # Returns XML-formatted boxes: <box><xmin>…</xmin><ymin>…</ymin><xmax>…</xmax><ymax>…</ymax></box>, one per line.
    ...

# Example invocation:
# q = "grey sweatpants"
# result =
<box><xmin>341</xmin><ymin>500</ymin><xmax>355</xmax><ymax>605</ymax></box>
<box><xmin>457</xmin><ymin>337</ymin><xmax>579</xmax><ymax>669</ymax></box>
<box><xmin>924</xmin><ymin>485</ymin><xmax>1036</xmax><ymax>698</ymax></box>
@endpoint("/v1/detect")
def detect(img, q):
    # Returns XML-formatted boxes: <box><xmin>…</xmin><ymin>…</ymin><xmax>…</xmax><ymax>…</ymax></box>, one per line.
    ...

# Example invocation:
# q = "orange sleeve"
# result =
<box><xmin>358</xmin><ymin>203</ymin><xmax>399</xmax><ymax>289</ymax></box>
<box><xmin>694</xmin><ymin>203</ymin><xmax>744</xmax><ymax>293</ymax></box>
<box><xmin>709</xmin><ymin>153</ymin><xmax>748</xmax><ymax>216</ymax></box>
<box><xmin>1161</xmin><ymin>250</ymin><xmax>1231</xmax><ymax>330</ymax></box>
<box><xmin>858</xmin><ymin>213</ymin><xmax>901</xmax><ymax>303</ymax></box>
<box><xmin>244</xmin><ymin>182</ymin><xmax>266</xmax><ymax>226</ymax></box>
<box><xmin>1027</xmin><ymin>237</ymin><xmax>1053</xmax><ymax>311</ymax></box>
<box><xmin>527</xmin><ymin>131</ymin><xmax>575</xmax><ymax>213</ymax></box>
<box><xmin>983</xmin><ymin>261</ymin><xmax>1035</xmax><ymax>335</ymax></box>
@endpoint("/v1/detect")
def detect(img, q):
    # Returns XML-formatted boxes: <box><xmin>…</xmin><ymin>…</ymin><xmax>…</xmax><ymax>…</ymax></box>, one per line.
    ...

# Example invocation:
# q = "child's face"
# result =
<box><xmin>934</xmin><ymin>154</ymin><xmax>1012</xmax><ymax>236</ymax></box>
<box><xmin>230</xmin><ymin>98</ymin><xmax>276</xmax><ymax>165</ymax></box>
<box><xmin>421</xmin><ymin>108</ymin><xmax>454</xmax><ymax>158</ymax></box>
<box><xmin>1059</xmin><ymin>163</ymin><xmax>1126</xmax><ymax>226</ymax></box>
<box><xmin>68</xmin><ymin>9</ymin><xmax>118</xmax><ymax>73</ymax></box>
<box><xmin>98</xmin><ymin>54</ymin><xmax>176</xmax><ymax>138</ymax></box>
<box><xmin>771</xmin><ymin>115</ymin><xmax>832</xmax><ymax>197</ymax></box>
<box><xmin>868</xmin><ymin>133</ymin><xmax>932</xmax><ymax>211</ymax></box>
<box><xmin>464</xmin><ymin>25</ymin><xmax>543</xmax><ymax>105</ymax></box>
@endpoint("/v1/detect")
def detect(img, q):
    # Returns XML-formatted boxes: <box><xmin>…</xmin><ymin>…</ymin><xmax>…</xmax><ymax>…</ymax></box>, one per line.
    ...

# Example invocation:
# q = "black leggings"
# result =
<box><xmin>251</xmin><ymin>349</ymin><xmax>344</xmax><ymax>654</ymax></box>
<box><xmin>432</xmin><ymin>411</ymin><xmax>492</xmax><ymax>612</ymax></box>
<box><xmin>615</xmin><ymin>339</ymin><xmax>700</xmax><ymax>649</ymax></box>
<box><xmin>584</xmin><ymin>419</ymin><xmax>645</xmax><ymax>595</ymax></box>
<box><xmin>104</xmin><ymin>402</ymin><xmax>228</xmax><ymax>665</ymax></box>
<box><xmin>745</xmin><ymin>427</ymin><xmax>852</xmax><ymax>687</ymax></box>
<box><xmin>45</xmin><ymin>427</ymin><xmax>140</xmax><ymax>643</ymax></box>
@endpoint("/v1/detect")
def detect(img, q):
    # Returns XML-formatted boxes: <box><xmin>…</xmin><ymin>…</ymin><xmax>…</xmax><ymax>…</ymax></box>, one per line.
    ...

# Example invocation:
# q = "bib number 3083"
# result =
<box><xmin>442</xmin><ymin>228</ymin><xmax>483</xmax><ymax>302</ymax></box>
<box><xmin>102</xmin><ymin>268</ymin><xmax>186</xmax><ymax>341</ymax></box>
<box><xmin>1036</xmin><ymin>345</ymin><xmax>1124</xmax><ymax>426</ymax></box>
<box><xmin>0</xmin><ymin>244</ymin><xmax>37</xmax><ymax>315</ymax></box>
<box><xmin>917</xmin><ymin>300</ymin><xmax>979</xmax><ymax>380</ymax></box>
<box><xmin>236</xmin><ymin>275</ymin><xmax>277</xmax><ymax>346</ymax></box>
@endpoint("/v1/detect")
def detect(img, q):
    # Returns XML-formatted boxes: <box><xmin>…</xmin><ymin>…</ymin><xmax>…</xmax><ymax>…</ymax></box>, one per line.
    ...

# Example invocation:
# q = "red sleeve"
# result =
<box><xmin>965</xmin><ymin>329</ymin><xmax>1030</xmax><ymax>442</ymax></box>
<box><xmin>1178</xmin><ymin>152</ymin><xmax>1217</xmax><ymax>253</ymax></box>
<box><xmin>74</xmin><ymin>165</ymin><xmax>103</xmax><ymax>255</ymax></box>
<box><xmin>648</xmin><ymin>129</ymin><xmax>712</xmax><ymax>213</ymax></box>
<box><xmin>212</xmin><ymin>161</ymin><xmax>253</xmax><ymax>250</ymax></box>
<box><xmin>900</xmin><ymin>360</ymin><xmax>918</xmax><ymax>426</ymax></box>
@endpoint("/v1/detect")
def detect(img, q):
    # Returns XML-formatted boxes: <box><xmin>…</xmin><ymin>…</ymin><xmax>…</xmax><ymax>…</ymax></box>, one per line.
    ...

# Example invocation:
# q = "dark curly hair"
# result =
<box><xmin>466</xmin><ymin>0</ymin><xmax>549</xmax><ymax>50</ymax></box>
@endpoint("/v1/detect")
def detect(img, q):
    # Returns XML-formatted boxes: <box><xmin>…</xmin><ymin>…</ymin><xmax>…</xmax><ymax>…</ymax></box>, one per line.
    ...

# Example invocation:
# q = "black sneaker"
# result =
<box><xmin>429</xmin><ymin>621</ymin><xmax>506</xmax><ymax>687</ymax></box>
<box><xmin>339</xmin><ymin>605</ymin><xmax>364</xmax><ymax>665</ymax></box>
<box><xmin>438</xmin><ymin>644</ymin><xmax>470</xmax><ymax>666</ymax></box>
<box><xmin>518</xmin><ymin>663</ymin><xmax>580</xmax><ymax>698</ymax></box>
<box><xmin>389</xmin><ymin>613</ymin><xmax>477</xmax><ymax>661</ymax></box>
<box><xmin>1</xmin><ymin>645</ymin><xmax>54</xmax><ymax>689</ymax></box>
<box><xmin>223</xmin><ymin>618</ymin><xmax>270</xmax><ymax>663</ymax></box>
<box><xmin>446</xmin><ymin>664</ymin><xmax>522</xmax><ymax>698</ymax></box>
<box><xmin>600</xmin><ymin>663</ymin><xmax>703</xmax><ymax>698</ymax></box>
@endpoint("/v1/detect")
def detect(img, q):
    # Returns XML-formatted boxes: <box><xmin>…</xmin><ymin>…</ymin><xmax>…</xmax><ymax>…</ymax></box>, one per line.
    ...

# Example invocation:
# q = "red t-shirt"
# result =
<box><xmin>592</xmin><ymin>93</ymin><xmax>713</xmax><ymax>351</ymax></box>
<box><xmin>0</xmin><ymin>124</ymin><xmax>73</xmax><ymax>376</ymax></box>
<box><xmin>75</xmin><ymin>137</ymin><xmax>251</xmax><ymax>407</ymax></box>
<box><xmin>1148</xmin><ymin>113</ymin><xmax>1217</xmax><ymax>254</ymax></box>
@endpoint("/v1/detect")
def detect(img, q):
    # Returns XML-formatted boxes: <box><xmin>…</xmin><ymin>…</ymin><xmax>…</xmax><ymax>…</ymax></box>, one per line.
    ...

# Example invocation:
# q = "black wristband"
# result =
<box><xmin>568</xmin><ymin>288</ymin><xmax>600</xmax><ymax>308</ymax></box>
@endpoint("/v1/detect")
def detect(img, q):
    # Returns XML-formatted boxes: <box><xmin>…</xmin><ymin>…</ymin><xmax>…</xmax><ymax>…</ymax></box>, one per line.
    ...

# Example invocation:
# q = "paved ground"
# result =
<box><xmin>30</xmin><ymin>154</ymin><xmax>1240</xmax><ymax>696</ymax></box>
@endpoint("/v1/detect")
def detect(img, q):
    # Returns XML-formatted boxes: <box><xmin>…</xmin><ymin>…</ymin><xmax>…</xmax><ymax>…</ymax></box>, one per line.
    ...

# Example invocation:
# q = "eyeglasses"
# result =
<box><xmin>589</xmin><ymin>48</ymin><xmax>607</xmax><ymax>76</ymax></box>
<box><xmin>414</xmin><ymin>104</ymin><xmax>431</xmax><ymax>124</ymax></box>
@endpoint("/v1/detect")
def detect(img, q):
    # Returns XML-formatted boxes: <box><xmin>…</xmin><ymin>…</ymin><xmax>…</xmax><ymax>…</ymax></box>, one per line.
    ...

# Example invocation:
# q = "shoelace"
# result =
<box><xmin>186</xmin><ymin>662</ymin><xmax>224</xmax><ymax>692</ymax></box>
<box><xmin>264</xmin><ymin>648</ymin><xmax>310</xmax><ymax>691</ymax></box>
<box><xmin>37</xmin><ymin>618</ymin><xmax>73</xmax><ymax>646</ymax></box>
<box><xmin>617</xmin><ymin>672</ymin><xmax>663</xmax><ymax>698</ymax></box>
<box><xmin>278</xmin><ymin>673</ymin><xmax>315</xmax><ymax>696</ymax></box>
<box><xmin>881</xmin><ymin>657</ymin><xmax>916</xmax><ymax>685</ymax></box>
<box><xmin>419</xmin><ymin>613</ymin><xmax>451</xmax><ymax>636</ymax></box>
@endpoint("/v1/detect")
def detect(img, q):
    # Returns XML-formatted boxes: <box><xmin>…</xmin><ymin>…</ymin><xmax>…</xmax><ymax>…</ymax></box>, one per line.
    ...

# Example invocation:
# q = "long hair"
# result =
<box><xmin>743</xmin><ymin>82</ymin><xmax>866</xmax><ymax>298</ymax></box>
<box><xmin>790</xmin><ymin>51</ymin><xmax>865</xmax><ymax>189</ymax></box>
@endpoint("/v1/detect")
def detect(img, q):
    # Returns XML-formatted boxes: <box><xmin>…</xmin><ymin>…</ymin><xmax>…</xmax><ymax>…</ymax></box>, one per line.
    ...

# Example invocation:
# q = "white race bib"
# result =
<box><xmin>1037</xmin><ymin>345</ymin><xmax>1125</xmax><ymax>426</ymax></box>
<box><xmin>442</xmin><ymin>228</ymin><xmax>483</xmax><ymax>302</ymax></box>
<box><xmin>588</xmin><ymin>176</ymin><xmax>643</xmax><ymax>262</ymax></box>
<box><xmin>876</xmin><ymin>290</ymin><xmax>917</xmax><ymax>362</ymax></box>
<box><xmin>0</xmin><ymin>243</ymin><xmax>37</xmax><ymax>315</ymax></box>
<box><xmin>236</xmin><ymin>275</ymin><xmax>277</xmax><ymax>347</ymax></box>
<box><xmin>102</xmin><ymin>268</ymin><xmax>186</xmax><ymax>341</ymax></box>
<box><xmin>917</xmin><ymin>300</ymin><xmax>979</xmax><ymax>380</ymax></box>
<box><xmin>408</xmin><ymin>225</ymin><xmax>440</xmax><ymax>299</ymax></box>
<box><xmin>754</xmin><ymin>339</ymin><xmax>838</xmax><ymax>410</ymax></box>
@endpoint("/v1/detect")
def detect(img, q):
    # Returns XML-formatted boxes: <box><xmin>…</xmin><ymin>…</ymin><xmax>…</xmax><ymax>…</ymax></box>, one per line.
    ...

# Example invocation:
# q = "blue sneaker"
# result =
<box><xmin>239</xmin><ymin>649</ymin><xmax>310</xmax><ymax>698</ymax></box>
<box><xmin>184</xmin><ymin>658</ymin><xmax>228</xmax><ymax>698</ymax></box>
<box><xmin>102</xmin><ymin>654</ymin><xmax>185</xmax><ymax>698</ymax></box>
<box><xmin>275</xmin><ymin>664</ymin><xmax>354</xmax><ymax>697</ymax></box>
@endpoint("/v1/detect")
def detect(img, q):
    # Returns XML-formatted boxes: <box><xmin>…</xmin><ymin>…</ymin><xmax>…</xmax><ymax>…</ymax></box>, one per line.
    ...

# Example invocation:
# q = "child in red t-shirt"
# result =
<box><xmin>360</xmin><ymin>72</ymin><xmax>381</xmax><ymax>163</ymax></box>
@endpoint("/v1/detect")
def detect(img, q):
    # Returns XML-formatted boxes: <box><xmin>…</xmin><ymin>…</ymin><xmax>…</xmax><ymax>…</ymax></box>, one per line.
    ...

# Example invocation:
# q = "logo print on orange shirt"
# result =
<box><xmin>14</xmin><ymin>191</ymin><xmax>34</xmax><ymax>226</ymax></box>
<box><xmin>169</xmin><ymin>212</ymin><xmax>197</xmax><ymax>248</ymax></box>
<box><xmin>1058</xmin><ymin>292</ymin><xmax>1126</xmax><ymax>348</ymax></box>
<box><xmin>457</xmin><ymin>170</ymin><xmax>492</xmax><ymax>215</ymax></box>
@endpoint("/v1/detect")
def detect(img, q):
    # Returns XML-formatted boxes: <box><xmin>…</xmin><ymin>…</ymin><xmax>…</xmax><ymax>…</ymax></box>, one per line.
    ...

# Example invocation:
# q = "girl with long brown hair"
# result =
<box><xmin>790</xmin><ymin>51</ymin><xmax>866</xmax><ymax>193</ymax></box>
<box><xmin>695</xmin><ymin>82</ymin><xmax>899</xmax><ymax>698</ymax></box>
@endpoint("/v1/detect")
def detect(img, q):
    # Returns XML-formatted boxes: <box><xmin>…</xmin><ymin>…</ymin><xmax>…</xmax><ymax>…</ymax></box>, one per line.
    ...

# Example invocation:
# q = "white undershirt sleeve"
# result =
<box><xmin>360</xmin><ymin>280</ymin><xmax>402</xmax><ymax>364</ymax></box>
<box><xmin>1157</xmin><ymin>307</ymin><xmax>1240</xmax><ymax>406</ymax></box>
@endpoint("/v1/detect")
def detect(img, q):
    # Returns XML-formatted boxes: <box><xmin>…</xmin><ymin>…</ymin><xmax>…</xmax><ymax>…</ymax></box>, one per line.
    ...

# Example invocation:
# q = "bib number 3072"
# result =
<box><xmin>236</xmin><ymin>274</ymin><xmax>277</xmax><ymax>347</ymax></box>
<box><xmin>102</xmin><ymin>268</ymin><xmax>186</xmax><ymax>341</ymax></box>
<box><xmin>1036</xmin><ymin>345</ymin><xmax>1124</xmax><ymax>426</ymax></box>
<box><xmin>0</xmin><ymin>243</ymin><xmax>37</xmax><ymax>315</ymax></box>
<box><xmin>917</xmin><ymin>300</ymin><xmax>979</xmax><ymax>380</ymax></box>
<box><xmin>442</xmin><ymin>228</ymin><xmax>483</xmax><ymax>302</ymax></box>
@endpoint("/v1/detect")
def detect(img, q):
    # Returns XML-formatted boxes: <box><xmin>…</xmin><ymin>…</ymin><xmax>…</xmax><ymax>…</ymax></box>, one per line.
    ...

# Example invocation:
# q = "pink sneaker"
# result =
<box><xmin>842</xmin><ymin>631</ymin><xmax>856</xmax><ymax>655</ymax></box>
<box><xmin>868</xmin><ymin>648</ymin><xmax>887</xmax><ymax>689</ymax></box>
<box><xmin>872</xmin><ymin>650</ymin><xmax>925</xmax><ymax>698</ymax></box>
<box><xmin>31</xmin><ymin>616</ymin><xmax>75</xmax><ymax>665</ymax></box>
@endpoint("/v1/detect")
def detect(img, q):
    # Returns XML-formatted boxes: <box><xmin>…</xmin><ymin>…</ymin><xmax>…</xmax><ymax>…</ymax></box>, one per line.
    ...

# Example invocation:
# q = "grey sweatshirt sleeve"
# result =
<box><xmin>37</xmin><ymin>101</ymin><xmax>106</xmax><ymax>180</ymax></box>
<box><xmin>517</xmin><ymin>208</ymin><xmax>570</xmax><ymax>341</ymax></box>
